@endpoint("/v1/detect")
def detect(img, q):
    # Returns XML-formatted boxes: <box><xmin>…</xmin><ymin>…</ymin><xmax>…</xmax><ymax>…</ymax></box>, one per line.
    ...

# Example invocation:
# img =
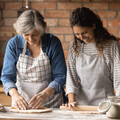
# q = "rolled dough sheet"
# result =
<box><xmin>10</xmin><ymin>107</ymin><xmax>52</xmax><ymax>113</ymax></box>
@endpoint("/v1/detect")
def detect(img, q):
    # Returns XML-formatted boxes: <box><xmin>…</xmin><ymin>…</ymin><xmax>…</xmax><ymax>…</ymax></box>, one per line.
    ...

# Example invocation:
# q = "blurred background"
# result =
<box><xmin>0</xmin><ymin>0</ymin><xmax>120</xmax><ymax>78</ymax></box>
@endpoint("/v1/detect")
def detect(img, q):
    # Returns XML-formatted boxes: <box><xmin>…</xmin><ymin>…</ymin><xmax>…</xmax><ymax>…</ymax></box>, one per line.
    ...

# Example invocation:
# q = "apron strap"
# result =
<box><xmin>40</xmin><ymin>38</ymin><xmax>44</xmax><ymax>54</ymax></box>
<box><xmin>22</xmin><ymin>39</ymin><xmax>43</xmax><ymax>55</ymax></box>
<box><xmin>81</xmin><ymin>43</ymin><xmax>84</xmax><ymax>53</ymax></box>
<box><xmin>22</xmin><ymin>41</ymin><xmax>27</xmax><ymax>55</ymax></box>
<box><xmin>40</xmin><ymin>39</ymin><xmax>44</xmax><ymax>54</ymax></box>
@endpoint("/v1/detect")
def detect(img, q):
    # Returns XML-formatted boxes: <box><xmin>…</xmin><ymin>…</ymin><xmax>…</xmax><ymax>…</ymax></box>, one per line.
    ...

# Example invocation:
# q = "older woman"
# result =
<box><xmin>66</xmin><ymin>7</ymin><xmax>120</xmax><ymax>106</ymax></box>
<box><xmin>1</xmin><ymin>9</ymin><xmax>66</xmax><ymax>110</ymax></box>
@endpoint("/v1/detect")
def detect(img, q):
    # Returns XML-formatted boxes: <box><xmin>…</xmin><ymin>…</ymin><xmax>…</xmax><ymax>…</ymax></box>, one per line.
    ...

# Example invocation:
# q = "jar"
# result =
<box><xmin>98</xmin><ymin>96</ymin><xmax>120</xmax><ymax>119</ymax></box>
<box><xmin>107</xmin><ymin>96</ymin><xmax>120</xmax><ymax>104</ymax></box>
<box><xmin>106</xmin><ymin>96</ymin><xmax>120</xmax><ymax>119</ymax></box>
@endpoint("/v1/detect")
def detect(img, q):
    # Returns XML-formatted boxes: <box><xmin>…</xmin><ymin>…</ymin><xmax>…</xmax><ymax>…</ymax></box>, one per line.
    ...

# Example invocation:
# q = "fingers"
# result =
<box><xmin>69</xmin><ymin>103</ymin><xmax>74</xmax><ymax>107</ymax></box>
<box><xmin>14</xmin><ymin>102</ymin><xmax>24</xmax><ymax>110</ymax></box>
<box><xmin>28</xmin><ymin>94</ymin><xmax>37</xmax><ymax>104</ymax></box>
<box><xmin>28</xmin><ymin>94</ymin><xmax>41</xmax><ymax>109</ymax></box>
<box><xmin>73</xmin><ymin>102</ymin><xmax>77</xmax><ymax>106</ymax></box>
<box><xmin>18</xmin><ymin>100</ymin><xmax>28</xmax><ymax>110</ymax></box>
<box><xmin>62</xmin><ymin>103</ymin><xmax>69</xmax><ymax>107</ymax></box>
<box><xmin>65</xmin><ymin>103</ymin><xmax>69</xmax><ymax>107</ymax></box>
<box><xmin>68</xmin><ymin>102</ymin><xmax>77</xmax><ymax>107</ymax></box>
<box><xmin>62</xmin><ymin>102</ymin><xmax>76</xmax><ymax>108</ymax></box>
<box><xmin>16</xmin><ymin>101</ymin><xmax>24</xmax><ymax>110</ymax></box>
<box><xmin>28</xmin><ymin>92</ymin><xmax>47</xmax><ymax>109</ymax></box>
<box><xmin>22</xmin><ymin>99</ymin><xmax>28</xmax><ymax>109</ymax></box>
<box><xmin>31</xmin><ymin>100</ymin><xmax>42</xmax><ymax>109</ymax></box>
<box><xmin>28</xmin><ymin>95</ymin><xmax>39</xmax><ymax>109</ymax></box>
<box><xmin>13</xmin><ymin>96</ymin><xmax>28</xmax><ymax>110</ymax></box>
<box><xmin>29</xmin><ymin>99</ymin><xmax>41</xmax><ymax>109</ymax></box>
<box><xmin>62</xmin><ymin>103</ymin><xmax>65</xmax><ymax>106</ymax></box>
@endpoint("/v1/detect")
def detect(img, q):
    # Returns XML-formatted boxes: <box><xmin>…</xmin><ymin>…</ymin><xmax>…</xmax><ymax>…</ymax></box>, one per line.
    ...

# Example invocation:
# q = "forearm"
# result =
<box><xmin>68</xmin><ymin>93</ymin><xmax>75</xmax><ymax>103</ymax></box>
<box><xmin>1</xmin><ymin>38</ymin><xmax>18</xmax><ymax>95</ymax></box>
<box><xmin>42</xmin><ymin>87</ymin><xmax>55</xmax><ymax>97</ymax></box>
<box><xmin>66</xmin><ymin>48</ymin><xmax>79</xmax><ymax>96</ymax></box>
<box><xmin>1</xmin><ymin>61</ymin><xmax>17</xmax><ymax>95</ymax></box>
<box><xmin>49</xmin><ymin>37</ymin><xmax>66</xmax><ymax>93</ymax></box>
<box><xmin>9</xmin><ymin>88</ymin><xmax>19</xmax><ymax>97</ymax></box>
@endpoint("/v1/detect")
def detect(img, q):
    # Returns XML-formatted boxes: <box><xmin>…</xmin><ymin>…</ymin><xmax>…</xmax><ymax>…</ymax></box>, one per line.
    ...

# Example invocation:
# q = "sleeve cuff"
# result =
<box><xmin>115</xmin><ymin>91</ymin><xmax>120</xmax><ymax>96</ymax></box>
<box><xmin>4</xmin><ymin>82</ymin><xmax>17</xmax><ymax>96</ymax></box>
<box><xmin>48</xmin><ymin>81</ymin><xmax>62</xmax><ymax>93</ymax></box>
<box><xmin>66</xmin><ymin>87</ymin><xmax>79</xmax><ymax>96</ymax></box>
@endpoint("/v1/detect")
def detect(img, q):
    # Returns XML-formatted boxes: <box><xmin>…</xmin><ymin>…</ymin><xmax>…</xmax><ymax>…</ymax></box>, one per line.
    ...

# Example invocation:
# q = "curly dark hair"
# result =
<box><xmin>70</xmin><ymin>7</ymin><xmax>117</xmax><ymax>55</ymax></box>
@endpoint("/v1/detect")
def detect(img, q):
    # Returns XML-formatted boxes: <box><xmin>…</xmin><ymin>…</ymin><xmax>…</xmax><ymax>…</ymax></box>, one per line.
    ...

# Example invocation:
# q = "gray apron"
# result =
<box><xmin>76</xmin><ymin>43</ymin><xmax>114</xmax><ymax>105</ymax></box>
<box><xmin>14</xmin><ymin>41</ymin><xmax>63</xmax><ymax>108</ymax></box>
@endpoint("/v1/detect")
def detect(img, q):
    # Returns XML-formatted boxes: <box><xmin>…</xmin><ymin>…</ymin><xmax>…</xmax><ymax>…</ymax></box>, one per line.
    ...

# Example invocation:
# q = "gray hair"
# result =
<box><xmin>13</xmin><ymin>9</ymin><xmax>47</xmax><ymax>35</ymax></box>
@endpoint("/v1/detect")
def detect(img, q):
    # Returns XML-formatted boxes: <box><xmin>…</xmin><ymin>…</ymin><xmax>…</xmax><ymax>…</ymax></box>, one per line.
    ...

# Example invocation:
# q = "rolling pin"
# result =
<box><xmin>60</xmin><ymin>105</ymin><xmax>98</xmax><ymax>111</ymax></box>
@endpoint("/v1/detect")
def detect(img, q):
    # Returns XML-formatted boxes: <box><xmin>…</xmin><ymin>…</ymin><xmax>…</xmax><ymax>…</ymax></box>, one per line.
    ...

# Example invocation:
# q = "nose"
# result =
<box><xmin>78</xmin><ymin>34</ymin><xmax>84</xmax><ymax>40</ymax></box>
<box><xmin>28</xmin><ymin>35</ymin><xmax>33</xmax><ymax>41</ymax></box>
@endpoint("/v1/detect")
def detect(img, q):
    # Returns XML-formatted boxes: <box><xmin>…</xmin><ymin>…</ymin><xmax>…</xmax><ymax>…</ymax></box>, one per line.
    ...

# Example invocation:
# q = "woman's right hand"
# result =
<box><xmin>62</xmin><ymin>92</ymin><xmax>77</xmax><ymax>107</ymax></box>
<box><xmin>12</xmin><ymin>93</ymin><xmax>28</xmax><ymax>110</ymax></box>
<box><xmin>68</xmin><ymin>93</ymin><xmax>77</xmax><ymax>107</ymax></box>
<box><xmin>68</xmin><ymin>102</ymin><xmax>77</xmax><ymax>107</ymax></box>
<box><xmin>9</xmin><ymin>88</ymin><xmax>28</xmax><ymax>110</ymax></box>
<box><xmin>62</xmin><ymin>102</ymin><xmax>77</xmax><ymax>108</ymax></box>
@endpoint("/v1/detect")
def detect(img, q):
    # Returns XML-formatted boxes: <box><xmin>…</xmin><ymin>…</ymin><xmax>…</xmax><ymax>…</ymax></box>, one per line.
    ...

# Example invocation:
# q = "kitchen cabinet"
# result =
<box><xmin>0</xmin><ymin>85</ymin><xmax>11</xmax><ymax>106</ymax></box>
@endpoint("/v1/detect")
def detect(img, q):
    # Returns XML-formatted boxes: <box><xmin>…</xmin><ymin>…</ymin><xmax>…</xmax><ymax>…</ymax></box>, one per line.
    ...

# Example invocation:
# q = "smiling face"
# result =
<box><xmin>73</xmin><ymin>25</ymin><xmax>95</xmax><ymax>44</ymax></box>
<box><xmin>23</xmin><ymin>29</ymin><xmax>41</xmax><ymax>47</ymax></box>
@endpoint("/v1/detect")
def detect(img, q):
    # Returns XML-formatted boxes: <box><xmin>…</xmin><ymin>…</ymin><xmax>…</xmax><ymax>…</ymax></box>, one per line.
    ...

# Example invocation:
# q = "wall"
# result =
<box><xmin>0</xmin><ymin>0</ymin><xmax>120</xmax><ymax>71</ymax></box>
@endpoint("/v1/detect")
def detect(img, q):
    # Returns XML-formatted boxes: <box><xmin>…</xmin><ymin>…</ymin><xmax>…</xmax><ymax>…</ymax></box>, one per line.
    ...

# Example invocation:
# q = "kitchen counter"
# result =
<box><xmin>0</xmin><ymin>85</ymin><xmax>4</xmax><ymax>92</ymax></box>
<box><xmin>0</xmin><ymin>86</ymin><xmax>11</xmax><ymax>106</ymax></box>
<box><xmin>0</xmin><ymin>107</ymin><xmax>117</xmax><ymax>120</ymax></box>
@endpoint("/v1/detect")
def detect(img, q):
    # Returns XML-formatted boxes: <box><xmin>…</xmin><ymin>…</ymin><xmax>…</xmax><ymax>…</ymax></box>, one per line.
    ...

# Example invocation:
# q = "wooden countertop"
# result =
<box><xmin>0</xmin><ymin>85</ymin><xmax>4</xmax><ymax>92</ymax></box>
<box><xmin>0</xmin><ymin>107</ymin><xmax>113</xmax><ymax>120</ymax></box>
<box><xmin>0</xmin><ymin>86</ymin><xmax>11</xmax><ymax>106</ymax></box>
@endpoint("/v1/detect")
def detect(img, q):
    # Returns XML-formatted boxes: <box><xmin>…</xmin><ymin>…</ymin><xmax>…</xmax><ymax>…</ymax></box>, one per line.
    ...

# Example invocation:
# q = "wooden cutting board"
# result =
<box><xmin>60</xmin><ymin>105</ymin><xmax>99</xmax><ymax>114</ymax></box>
<box><xmin>10</xmin><ymin>107</ymin><xmax>52</xmax><ymax>113</ymax></box>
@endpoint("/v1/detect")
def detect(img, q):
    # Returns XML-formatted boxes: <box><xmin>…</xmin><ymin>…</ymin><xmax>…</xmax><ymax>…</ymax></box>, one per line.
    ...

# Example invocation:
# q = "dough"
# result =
<box><xmin>10</xmin><ymin>106</ymin><xmax>52</xmax><ymax>113</ymax></box>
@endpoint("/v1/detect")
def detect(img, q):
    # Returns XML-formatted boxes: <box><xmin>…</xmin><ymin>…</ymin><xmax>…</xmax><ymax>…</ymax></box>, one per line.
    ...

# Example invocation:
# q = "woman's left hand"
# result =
<box><xmin>28</xmin><ymin>92</ymin><xmax>48</xmax><ymax>109</ymax></box>
<box><xmin>28</xmin><ymin>87</ymin><xmax>55</xmax><ymax>109</ymax></box>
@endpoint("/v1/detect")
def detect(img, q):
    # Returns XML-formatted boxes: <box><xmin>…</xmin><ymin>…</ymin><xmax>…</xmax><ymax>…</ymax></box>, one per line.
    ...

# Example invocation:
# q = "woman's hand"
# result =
<box><xmin>9</xmin><ymin>88</ymin><xmax>28</xmax><ymax>110</ymax></box>
<box><xmin>28</xmin><ymin>92</ymin><xmax>48</xmax><ymax>109</ymax></box>
<box><xmin>28</xmin><ymin>87</ymin><xmax>55</xmax><ymax>109</ymax></box>
<box><xmin>68</xmin><ymin>102</ymin><xmax>77</xmax><ymax>107</ymax></box>
<box><xmin>62</xmin><ymin>102</ymin><xmax>77</xmax><ymax>108</ymax></box>
<box><xmin>12</xmin><ymin>93</ymin><xmax>28</xmax><ymax>110</ymax></box>
<box><xmin>62</xmin><ymin>93</ymin><xmax>77</xmax><ymax>108</ymax></box>
<box><xmin>67</xmin><ymin>93</ymin><xmax>77</xmax><ymax>107</ymax></box>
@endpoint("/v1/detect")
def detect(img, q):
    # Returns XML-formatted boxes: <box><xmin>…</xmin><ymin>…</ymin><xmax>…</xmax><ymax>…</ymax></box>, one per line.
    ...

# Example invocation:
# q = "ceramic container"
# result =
<box><xmin>98</xmin><ymin>96</ymin><xmax>120</xmax><ymax>119</ymax></box>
